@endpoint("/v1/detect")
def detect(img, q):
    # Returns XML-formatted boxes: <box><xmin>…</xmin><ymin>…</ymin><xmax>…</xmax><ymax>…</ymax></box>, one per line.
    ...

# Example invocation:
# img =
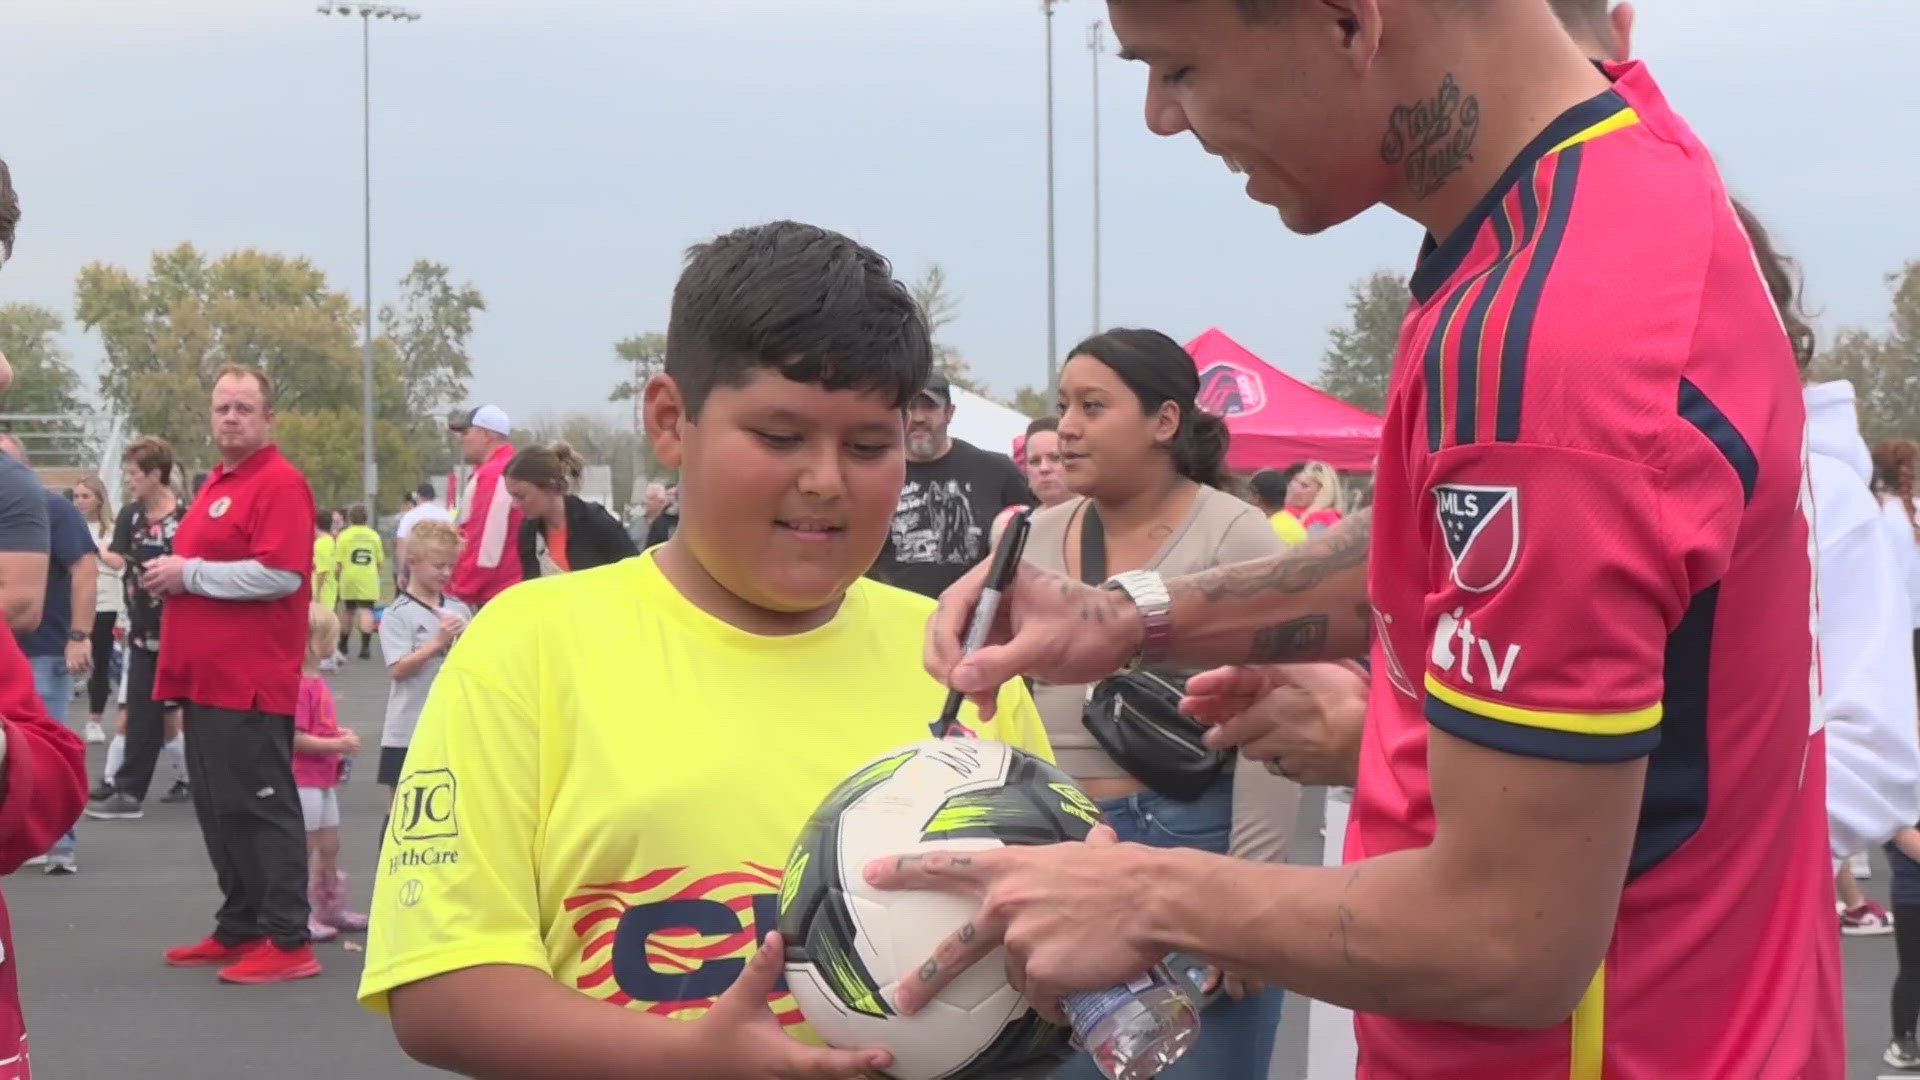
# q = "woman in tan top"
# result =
<box><xmin>1034</xmin><ymin>328</ymin><xmax>1295</xmax><ymax>1080</ymax></box>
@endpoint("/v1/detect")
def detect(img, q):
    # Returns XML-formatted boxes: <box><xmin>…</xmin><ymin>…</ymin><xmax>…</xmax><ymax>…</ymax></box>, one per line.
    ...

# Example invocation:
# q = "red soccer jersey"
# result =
<box><xmin>155</xmin><ymin>444</ymin><xmax>316</xmax><ymax>717</ymax></box>
<box><xmin>1349</xmin><ymin>62</ymin><xmax>1840</xmax><ymax>1079</ymax></box>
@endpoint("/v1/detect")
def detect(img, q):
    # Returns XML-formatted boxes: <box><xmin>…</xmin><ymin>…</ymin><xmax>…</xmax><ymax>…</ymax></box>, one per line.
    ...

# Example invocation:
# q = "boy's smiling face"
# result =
<box><xmin>647</xmin><ymin>367</ymin><xmax>906</xmax><ymax>620</ymax></box>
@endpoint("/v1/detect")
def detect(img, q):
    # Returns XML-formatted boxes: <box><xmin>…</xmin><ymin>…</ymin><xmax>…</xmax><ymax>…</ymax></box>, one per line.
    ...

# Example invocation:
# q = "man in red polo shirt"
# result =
<box><xmin>142</xmin><ymin>363</ymin><xmax>320</xmax><ymax>985</ymax></box>
<box><xmin>446</xmin><ymin>404</ymin><xmax>521</xmax><ymax>608</ymax></box>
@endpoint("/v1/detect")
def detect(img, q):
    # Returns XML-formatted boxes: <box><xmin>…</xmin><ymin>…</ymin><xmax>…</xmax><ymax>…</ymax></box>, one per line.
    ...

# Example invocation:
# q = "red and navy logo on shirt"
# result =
<box><xmin>1433</xmin><ymin>484</ymin><xmax>1519</xmax><ymax>593</ymax></box>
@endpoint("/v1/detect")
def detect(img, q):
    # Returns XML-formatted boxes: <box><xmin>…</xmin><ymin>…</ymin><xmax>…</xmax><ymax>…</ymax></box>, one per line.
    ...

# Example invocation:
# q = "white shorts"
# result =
<box><xmin>299</xmin><ymin>787</ymin><xmax>340</xmax><ymax>831</ymax></box>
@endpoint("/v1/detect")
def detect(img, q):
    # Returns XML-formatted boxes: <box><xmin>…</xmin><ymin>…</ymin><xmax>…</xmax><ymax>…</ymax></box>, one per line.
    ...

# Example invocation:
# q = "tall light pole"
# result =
<box><xmin>1089</xmin><ymin>19</ymin><xmax>1104</xmax><ymax>334</ymax></box>
<box><xmin>1042</xmin><ymin>0</ymin><xmax>1060</xmax><ymax>400</ymax></box>
<box><xmin>317</xmin><ymin>1</ymin><xmax>420</xmax><ymax>516</ymax></box>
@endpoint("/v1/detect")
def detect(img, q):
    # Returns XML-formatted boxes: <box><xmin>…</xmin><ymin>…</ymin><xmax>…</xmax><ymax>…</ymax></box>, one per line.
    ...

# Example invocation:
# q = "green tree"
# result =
<box><xmin>608</xmin><ymin>331</ymin><xmax>667</xmax><ymax>407</ymax></box>
<box><xmin>1816</xmin><ymin>261</ymin><xmax>1920</xmax><ymax>446</ymax></box>
<box><xmin>382</xmin><ymin>259</ymin><xmax>485</xmax><ymax>423</ymax></box>
<box><xmin>910</xmin><ymin>263</ymin><xmax>989</xmax><ymax>395</ymax></box>
<box><xmin>0</xmin><ymin>303</ymin><xmax>87</xmax><ymax>418</ymax></box>
<box><xmin>1317</xmin><ymin>269</ymin><xmax>1410</xmax><ymax>415</ymax></box>
<box><xmin>73</xmin><ymin>243</ymin><xmax>457</xmax><ymax>509</ymax></box>
<box><xmin>1008</xmin><ymin>384</ymin><xmax>1050</xmax><ymax>420</ymax></box>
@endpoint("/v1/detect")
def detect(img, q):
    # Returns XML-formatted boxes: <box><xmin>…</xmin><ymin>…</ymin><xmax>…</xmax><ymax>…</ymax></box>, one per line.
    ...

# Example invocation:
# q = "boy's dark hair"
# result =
<box><xmin>350</xmin><ymin>504</ymin><xmax>369</xmax><ymax>526</ymax></box>
<box><xmin>665</xmin><ymin>221</ymin><xmax>932</xmax><ymax>420</ymax></box>
<box><xmin>1025</xmin><ymin>415</ymin><xmax>1059</xmax><ymax>437</ymax></box>
<box><xmin>1248</xmin><ymin>468</ymin><xmax>1290</xmax><ymax>509</ymax></box>
<box><xmin>0</xmin><ymin>158</ymin><xmax>17</xmax><ymax>266</ymax></box>
<box><xmin>316</xmin><ymin>511</ymin><xmax>333</xmax><ymax>532</ymax></box>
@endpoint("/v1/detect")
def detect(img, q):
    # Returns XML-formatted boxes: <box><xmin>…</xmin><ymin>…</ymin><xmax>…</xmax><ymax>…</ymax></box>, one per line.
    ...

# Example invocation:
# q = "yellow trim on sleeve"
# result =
<box><xmin>1570</xmin><ymin>962</ymin><xmax>1605</xmax><ymax>1080</ymax></box>
<box><xmin>1424</xmin><ymin>674</ymin><xmax>1662</xmax><ymax>736</ymax></box>
<box><xmin>1551</xmin><ymin>108</ymin><xmax>1640</xmax><ymax>154</ymax></box>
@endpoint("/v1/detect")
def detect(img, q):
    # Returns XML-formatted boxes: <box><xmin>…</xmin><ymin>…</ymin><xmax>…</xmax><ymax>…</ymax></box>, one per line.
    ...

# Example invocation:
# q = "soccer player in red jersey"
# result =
<box><xmin>870</xmin><ymin>2</ymin><xmax>1842</xmax><ymax>1077</ymax></box>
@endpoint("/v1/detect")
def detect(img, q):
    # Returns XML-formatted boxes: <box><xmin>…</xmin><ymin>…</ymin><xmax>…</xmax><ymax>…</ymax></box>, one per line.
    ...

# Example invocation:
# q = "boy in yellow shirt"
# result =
<box><xmin>333</xmin><ymin>505</ymin><xmax>384</xmax><ymax>659</ymax></box>
<box><xmin>358</xmin><ymin>221</ymin><xmax>1053</xmax><ymax>1078</ymax></box>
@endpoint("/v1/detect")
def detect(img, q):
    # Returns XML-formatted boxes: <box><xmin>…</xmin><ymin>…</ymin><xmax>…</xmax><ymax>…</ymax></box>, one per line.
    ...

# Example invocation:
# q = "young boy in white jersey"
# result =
<box><xmin>358</xmin><ymin>221</ymin><xmax>1053</xmax><ymax>1079</ymax></box>
<box><xmin>374</xmin><ymin>518</ymin><xmax>470</xmax><ymax>832</ymax></box>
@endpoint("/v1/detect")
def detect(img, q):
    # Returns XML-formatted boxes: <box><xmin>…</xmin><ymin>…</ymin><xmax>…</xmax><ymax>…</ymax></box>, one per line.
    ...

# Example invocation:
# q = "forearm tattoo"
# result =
<box><xmin>1381</xmin><ymin>73</ymin><xmax>1481</xmax><ymax>200</ymax></box>
<box><xmin>1190</xmin><ymin>509</ymin><xmax>1371</xmax><ymax>603</ymax></box>
<box><xmin>1248</xmin><ymin>616</ymin><xmax>1330</xmax><ymax>663</ymax></box>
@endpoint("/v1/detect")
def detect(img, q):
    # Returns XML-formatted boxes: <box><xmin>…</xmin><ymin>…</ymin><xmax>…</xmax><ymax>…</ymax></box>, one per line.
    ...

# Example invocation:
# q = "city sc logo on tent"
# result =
<box><xmin>1197</xmin><ymin>363</ymin><xmax>1266</xmax><ymax>418</ymax></box>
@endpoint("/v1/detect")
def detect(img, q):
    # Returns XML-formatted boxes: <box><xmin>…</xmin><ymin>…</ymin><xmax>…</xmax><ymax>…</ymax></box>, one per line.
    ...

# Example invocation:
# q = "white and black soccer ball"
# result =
<box><xmin>778</xmin><ymin>738</ymin><xmax>1103</xmax><ymax>1080</ymax></box>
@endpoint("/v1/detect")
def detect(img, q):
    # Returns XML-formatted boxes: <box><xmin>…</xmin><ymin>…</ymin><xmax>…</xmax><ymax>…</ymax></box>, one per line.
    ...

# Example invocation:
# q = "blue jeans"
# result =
<box><xmin>1051</xmin><ymin>777</ymin><xmax>1285</xmax><ymax>1080</ymax></box>
<box><xmin>28</xmin><ymin>655</ymin><xmax>77</xmax><ymax>857</ymax></box>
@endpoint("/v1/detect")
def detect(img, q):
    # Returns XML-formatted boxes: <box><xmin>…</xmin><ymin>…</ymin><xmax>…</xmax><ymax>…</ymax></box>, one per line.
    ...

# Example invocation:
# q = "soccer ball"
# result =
<box><xmin>779</xmin><ymin>738</ymin><xmax>1102</xmax><ymax>1080</ymax></box>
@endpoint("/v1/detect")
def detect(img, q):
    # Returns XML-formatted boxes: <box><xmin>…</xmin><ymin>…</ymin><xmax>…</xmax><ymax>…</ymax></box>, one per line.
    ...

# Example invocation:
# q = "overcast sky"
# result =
<box><xmin>2</xmin><ymin>0</ymin><xmax>1915</xmax><ymax>425</ymax></box>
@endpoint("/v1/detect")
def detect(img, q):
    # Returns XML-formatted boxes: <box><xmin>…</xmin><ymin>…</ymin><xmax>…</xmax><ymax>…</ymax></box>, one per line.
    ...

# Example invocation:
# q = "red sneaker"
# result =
<box><xmin>163</xmin><ymin>936</ymin><xmax>259</xmax><ymax>968</ymax></box>
<box><xmin>217</xmin><ymin>941</ymin><xmax>322</xmax><ymax>985</ymax></box>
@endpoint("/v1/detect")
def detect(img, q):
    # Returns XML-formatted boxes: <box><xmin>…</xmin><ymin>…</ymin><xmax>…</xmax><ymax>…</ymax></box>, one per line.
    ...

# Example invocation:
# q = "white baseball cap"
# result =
<box><xmin>449</xmin><ymin>404</ymin><xmax>511</xmax><ymax>436</ymax></box>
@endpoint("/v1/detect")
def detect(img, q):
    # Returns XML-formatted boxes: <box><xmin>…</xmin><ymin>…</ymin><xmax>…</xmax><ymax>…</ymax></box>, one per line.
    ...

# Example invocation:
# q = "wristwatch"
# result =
<box><xmin>65</xmin><ymin>629</ymin><xmax>88</xmax><ymax>643</ymax></box>
<box><xmin>1102</xmin><ymin>569</ymin><xmax>1173</xmax><ymax>672</ymax></box>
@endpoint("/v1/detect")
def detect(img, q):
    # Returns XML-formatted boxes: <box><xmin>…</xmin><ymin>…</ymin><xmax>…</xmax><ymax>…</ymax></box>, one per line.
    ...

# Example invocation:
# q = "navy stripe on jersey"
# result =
<box><xmin>1452</xmin><ymin>183</ymin><xmax>1534</xmax><ymax>447</ymax></box>
<box><xmin>1629</xmin><ymin>585</ymin><xmax>1716</xmax><ymax>880</ymax></box>
<box><xmin>1495</xmin><ymin>145</ymin><xmax>1584</xmax><ymax>443</ymax></box>
<box><xmin>1678</xmin><ymin>379</ymin><xmax>1759</xmax><ymax>504</ymax></box>
<box><xmin>1409</xmin><ymin>89</ymin><xmax>1628</xmax><ymax>302</ymax></box>
<box><xmin>1423</xmin><ymin>278</ymin><xmax>1477</xmax><ymax>452</ymax></box>
<box><xmin>1425</xmin><ymin>694</ymin><xmax>1663</xmax><ymax>764</ymax></box>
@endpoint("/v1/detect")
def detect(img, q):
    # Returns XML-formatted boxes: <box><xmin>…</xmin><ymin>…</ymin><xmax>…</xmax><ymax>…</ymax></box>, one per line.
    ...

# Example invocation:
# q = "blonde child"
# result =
<box><xmin>377</xmin><ymin>519</ymin><xmax>470</xmax><ymax>820</ymax></box>
<box><xmin>294</xmin><ymin>605</ymin><xmax>366</xmax><ymax>942</ymax></box>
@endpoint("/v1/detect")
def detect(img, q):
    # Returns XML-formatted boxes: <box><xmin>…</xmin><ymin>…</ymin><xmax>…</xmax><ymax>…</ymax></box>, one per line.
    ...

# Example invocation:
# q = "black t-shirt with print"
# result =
<box><xmin>873</xmin><ymin>438</ymin><xmax>1033</xmax><ymax>599</ymax></box>
<box><xmin>111</xmin><ymin>497</ymin><xmax>186</xmax><ymax>652</ymax></box>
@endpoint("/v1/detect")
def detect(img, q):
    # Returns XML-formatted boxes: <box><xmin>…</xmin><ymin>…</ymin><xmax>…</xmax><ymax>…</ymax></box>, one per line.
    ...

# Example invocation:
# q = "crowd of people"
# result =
<box><xmin>0</xmin><ymin>0</ymin><xmax>1915</xmax><ymax>1078</ymax></box>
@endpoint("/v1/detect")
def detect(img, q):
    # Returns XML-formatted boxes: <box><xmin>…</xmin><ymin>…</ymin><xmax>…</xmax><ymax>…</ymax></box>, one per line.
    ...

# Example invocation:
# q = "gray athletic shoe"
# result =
<box><xmin>43</xmin><ymin>851</ymin><xmax>77</xmax><ymax>875</ymax></box>
<box><xmin>160</xmin><ymin>781</ymin><xmax>191</xmax><ymax>805</ymax></box>
<box><xmin>1885</xmin><ymin>1038</ymin><xmax>1920</xmax><ymax>1070</ymax></box>
<box><xmin>84</xmin><ymin>793</ymin><xmax>144</xmax><ymax>821</ymax></box>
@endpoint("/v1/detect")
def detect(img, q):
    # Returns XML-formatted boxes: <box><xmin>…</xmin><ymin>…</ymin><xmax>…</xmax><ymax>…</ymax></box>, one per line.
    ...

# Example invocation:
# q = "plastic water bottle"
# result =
<box><xmin>1062</xmin><ymin>962</ymin><xmax>1201</xmax><ymax>1079</ymax></box>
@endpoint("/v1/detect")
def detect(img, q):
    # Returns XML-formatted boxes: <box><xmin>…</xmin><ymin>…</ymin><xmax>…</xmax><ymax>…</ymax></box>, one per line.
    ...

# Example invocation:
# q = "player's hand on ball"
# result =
<box><xmin>1183</xmin><ymin>662</ymin><xmax>1368</xmax><ymax>787</ymax></box>
<box><xmin>865</xmin><ymin>826</ymin><xmax>1165</xmax><ymax>1024</ymax></box>
<box><xmin>926</xmin><ymin>561</ymin><xmax>1142</xmax><ymax>720</ymax></box>
<box><xmin>698</xmin><ymin>931</ymin><xmax>891</xmax><ymax>1080</ymax></box>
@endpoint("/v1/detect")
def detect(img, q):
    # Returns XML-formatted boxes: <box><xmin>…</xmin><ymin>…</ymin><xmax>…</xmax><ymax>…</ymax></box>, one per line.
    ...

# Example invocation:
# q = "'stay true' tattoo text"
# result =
<box><xmin>1381</xmin><ymin>73</ymin><xmax>1481</xmax><ymax>200</ymax></box>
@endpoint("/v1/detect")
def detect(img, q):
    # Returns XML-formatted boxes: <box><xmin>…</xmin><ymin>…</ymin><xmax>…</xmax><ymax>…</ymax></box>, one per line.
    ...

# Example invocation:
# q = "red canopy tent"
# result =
<box><xmin>1185</xmin><ymin>327</ymin><xmax>1382</xmax><ymax>473</ymax></box>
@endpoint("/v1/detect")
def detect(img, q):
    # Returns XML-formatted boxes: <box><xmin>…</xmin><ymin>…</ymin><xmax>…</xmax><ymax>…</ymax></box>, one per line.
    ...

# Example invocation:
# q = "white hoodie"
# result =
<box><xmin>1805</xmin><ymin>380</ymin><xmax>1920</xmax><ymax>857</ymax></box>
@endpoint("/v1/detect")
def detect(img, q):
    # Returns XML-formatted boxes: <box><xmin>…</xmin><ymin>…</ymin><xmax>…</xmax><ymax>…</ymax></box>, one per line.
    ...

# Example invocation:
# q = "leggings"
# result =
<box><xmin>1894</xmin><ymin>902</ymin><xmax>1920</xmax><ymax>1043</ymax></box>
<box><xmin>85</xmin><ymin>610</ymin><xmax>116</xmax><ymax>715</ymax></box>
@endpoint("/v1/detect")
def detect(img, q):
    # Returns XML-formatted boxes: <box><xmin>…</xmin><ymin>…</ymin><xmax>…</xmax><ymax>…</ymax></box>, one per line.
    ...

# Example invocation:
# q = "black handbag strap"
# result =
<box><xmin>1078</xmin><ymin>503</ymin><xmax>1107</xmax><ymax>586</ymax></box>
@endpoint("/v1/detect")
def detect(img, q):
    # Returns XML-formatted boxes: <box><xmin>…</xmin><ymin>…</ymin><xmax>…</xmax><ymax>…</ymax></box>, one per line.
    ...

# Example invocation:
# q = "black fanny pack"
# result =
<box><xmin>1076</xmin><ymin>504</ymin><xmax>1231</xmax><ymax>802</ymax></box>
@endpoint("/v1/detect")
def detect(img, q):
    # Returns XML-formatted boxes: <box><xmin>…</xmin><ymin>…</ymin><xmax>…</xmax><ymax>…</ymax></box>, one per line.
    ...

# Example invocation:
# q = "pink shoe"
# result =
<box><xmin>322</xmin><ymin>871</ymin><xmax>369</xmax><ymax>932</ymax></box>
<box><xmin>307</xmin><ymin>879</ymin><xmax>338</xmax><ymax>942</ymax></box>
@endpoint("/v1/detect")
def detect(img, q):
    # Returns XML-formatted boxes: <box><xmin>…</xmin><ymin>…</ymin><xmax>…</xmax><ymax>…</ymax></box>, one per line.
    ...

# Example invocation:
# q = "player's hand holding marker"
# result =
<box><xmin>924</xmin><ymin>560</ymin><xmax>1142</xmax><ymax>722</ymax></box>
<box><xmin>692</xmin><ymin>930</ymin><xmax>892</xmax><ymax>1080</ymax></box>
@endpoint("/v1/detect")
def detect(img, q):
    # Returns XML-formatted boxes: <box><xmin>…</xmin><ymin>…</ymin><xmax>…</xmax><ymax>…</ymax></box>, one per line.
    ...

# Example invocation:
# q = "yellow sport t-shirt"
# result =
<box><xmin>334</xmin><ymin>524</ymin><xmax>384</xmax><ymax>601</ymax></box>
<box><xmin>356</xmin><ymin>549</ymin><xmax>1053</xmax><ymax>1041</ymax></box>
<box><xmin>1268</xmin><ymin>509</ymin><xmax>1308</xmax><ymax>546</ymax></box>
<box><xmin>311</xmin><ymin>533</ymin><xmax>338</xmax><ymax>610</ymax></box>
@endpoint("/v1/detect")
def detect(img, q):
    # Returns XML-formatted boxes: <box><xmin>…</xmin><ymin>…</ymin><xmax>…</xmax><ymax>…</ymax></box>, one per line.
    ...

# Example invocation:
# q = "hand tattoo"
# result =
<box><xmin>1381</xmin><ymin>73</ymin><xmax>1481</xmax><ymax>200</ymax></box>
<box><xmin>1248</xmin><ymin>616</ymin><xmax>1330</xmax><ymax>663</ymax></box>
<box><xmin>919</xmin><ymin>958</ymin><xmax>940</xmax><ymax>983</ymax></box>
<box><xmin>958</xmin><ymin>922</ymin><xmax>978</xmax><ymax>945</ymax></box>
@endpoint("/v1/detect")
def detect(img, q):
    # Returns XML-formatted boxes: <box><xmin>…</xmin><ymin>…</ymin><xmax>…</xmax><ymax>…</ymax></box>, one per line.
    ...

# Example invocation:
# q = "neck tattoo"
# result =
<box><xmin>1381</xmin><ymin>72</ymin><xmax>1481</xmax><ymax>200</ymax></box>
